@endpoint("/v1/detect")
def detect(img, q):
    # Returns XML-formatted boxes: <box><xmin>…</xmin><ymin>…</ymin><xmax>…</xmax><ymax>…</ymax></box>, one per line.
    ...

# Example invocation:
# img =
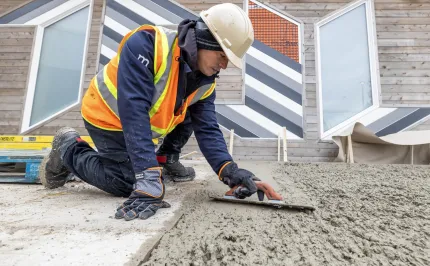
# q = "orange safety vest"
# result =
<box><xmin>81</xmin><ymin>25</ymin><xmax>216</xmax><ymax>139</ymax></box>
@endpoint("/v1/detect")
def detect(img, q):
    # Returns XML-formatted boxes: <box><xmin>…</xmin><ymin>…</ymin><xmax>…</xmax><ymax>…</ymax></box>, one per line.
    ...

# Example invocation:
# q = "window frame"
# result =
<box><xmin>314</xmin><ymin>0</ymin><xmax>381</xmax><ymax>140</ymax></box>
<box><xmin>20</xmin><ymin>0</ymin><xmax>93</xmax><ymax>134</ymax></box>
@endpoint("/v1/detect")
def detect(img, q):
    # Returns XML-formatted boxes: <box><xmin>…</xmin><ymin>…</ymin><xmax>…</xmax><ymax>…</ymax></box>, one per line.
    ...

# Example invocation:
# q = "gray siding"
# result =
<box><xmin>0</xmin><ymin>26</ymin><xmax>35</xmax><ymax>134</ymax></box>
<box><xmin>179</xmin><ymin>0</ymin><xmax>430</xmax><ymax>162</ymax></box>
<box><xmin>1</xmin><ymin>0</ymin><xmax>429</xmax><ymax>163</ymax></box>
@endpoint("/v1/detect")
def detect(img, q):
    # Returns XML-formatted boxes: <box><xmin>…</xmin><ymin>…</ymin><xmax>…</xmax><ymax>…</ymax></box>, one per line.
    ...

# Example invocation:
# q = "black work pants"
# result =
<box><xmin>62</xmin><ymin>113</ymin><xmax>193</xmax><ymax>197</ymax></box>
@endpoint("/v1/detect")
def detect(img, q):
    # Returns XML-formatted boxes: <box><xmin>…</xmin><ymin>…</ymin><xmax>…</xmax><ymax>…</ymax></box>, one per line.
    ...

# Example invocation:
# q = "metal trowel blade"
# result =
<box><xmin>210</xmin><ymin>196</ymin><xmax>315</xmax><ymax>211</ymax></box>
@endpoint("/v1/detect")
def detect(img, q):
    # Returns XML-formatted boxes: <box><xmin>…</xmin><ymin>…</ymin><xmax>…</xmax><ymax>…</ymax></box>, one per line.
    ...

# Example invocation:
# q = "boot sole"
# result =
<box><xmin>38</xmin><ymin>156</ymin><xmax>67</xmax><ymax>189</ymax></box>
<box><xmin>165</xmin><ymin>172</ymin><xmax>196</xmax><ymax>182</ymax></box>
<box><xmin>39</xmin><ymin>127</ymin><xmax>77</xmax><ymax>189</ymax></box>
<box><xmin>163</xmin><ymin>169</ymin><xmax>196</xmax><ymax>183</ymax></box>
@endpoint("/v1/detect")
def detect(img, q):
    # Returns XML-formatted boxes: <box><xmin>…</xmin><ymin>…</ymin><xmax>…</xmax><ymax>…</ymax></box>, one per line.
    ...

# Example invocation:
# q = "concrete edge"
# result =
<box><xmin>124</xmin><ymin>209</ymin><xmax>185</xmax><ymax>266</ymax></box>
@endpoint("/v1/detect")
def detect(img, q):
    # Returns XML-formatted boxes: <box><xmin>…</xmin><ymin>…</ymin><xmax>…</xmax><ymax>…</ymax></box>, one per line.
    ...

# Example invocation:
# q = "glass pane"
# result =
<box><xmin>30</xmin><ymin>6</ymin><xmax>89</xmax><ymax>126</ymax></box>
<box><xmin>319</xmin><ymin>3</ymin><xmax>373</xmax><ymax>132</ymax></box>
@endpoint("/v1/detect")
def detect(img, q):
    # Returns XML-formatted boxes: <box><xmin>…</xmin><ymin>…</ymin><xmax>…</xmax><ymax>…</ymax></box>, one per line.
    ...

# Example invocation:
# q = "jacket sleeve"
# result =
<box><xmin>188</xmin><ymin>89</ymin><xmax>233</xmax><ymax>174</ymax></box>
<box><xmin>117</xmin><ymin>30</ymin><xmax>158</xmax><ymax>173</ymax></box>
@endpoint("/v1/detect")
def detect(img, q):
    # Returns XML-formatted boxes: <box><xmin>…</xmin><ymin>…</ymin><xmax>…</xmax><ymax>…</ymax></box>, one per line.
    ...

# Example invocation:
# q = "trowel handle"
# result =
<box><xmin>224</xmin><ymin>182</ymin><xmax>284</xmax><ymax>201</ymax></box>
<box><xmin>255</xmin><ymin>181</ymin><xmax>284</xmax><ymax>201</ymax></box>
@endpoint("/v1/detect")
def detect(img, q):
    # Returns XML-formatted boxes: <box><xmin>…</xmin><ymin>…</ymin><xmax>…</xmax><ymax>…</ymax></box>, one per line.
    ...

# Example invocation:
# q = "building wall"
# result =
<box><xmin>0</xmin><ymin>0</ymin><xmax>429</xmax><ymax>163</ymax></box>
<box><xmin>0</xmin><ymin>25</ymin><xmax>35</xmax><ymax>134</ymax></box>
<box><xmin>265</xmin><ymin>0</ymin><xmax>430</xmax><ymax>141</ymax></box>
<box><xmin>0</xmin><ymin>0</ymin><xmax>105</xmax><ymax>135</ymax></box>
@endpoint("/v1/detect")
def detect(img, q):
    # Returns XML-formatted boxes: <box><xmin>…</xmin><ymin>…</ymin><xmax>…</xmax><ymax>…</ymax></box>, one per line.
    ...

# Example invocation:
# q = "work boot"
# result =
<box><xmin>39</xmin><ymin>127</ymin><xmax>80</xmax><ymax>189</ymax></box>
<box><xmin>156</xmin><ymin>154</ymin><xmax>195</xmax><ymax>182</ymax></box>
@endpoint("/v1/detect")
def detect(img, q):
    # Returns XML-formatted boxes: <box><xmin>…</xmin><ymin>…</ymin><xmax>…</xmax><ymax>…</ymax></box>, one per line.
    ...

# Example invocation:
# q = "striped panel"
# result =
<box><xmin>0</xmin><ymin>0</ymin><xmax>68</xmax><ymax>24</ymax></box>
<box><xmin>368</xmin><ymin>108</ymin><xmax>430</xmax><ymax>137</ymax></box>
<box><xmin>338</xmin><ymin>107</ymin><xmax>430</xmax><ymax>137</ymax></box>
<box><xmin>241</xmin><ymin>1</ymin><xmax>304</xmax><ymax>139</ymax></box>
<box><xmin>98</xmin><ymin>0</ymin><xmax>305</xmax><ymax>140</ymax></box>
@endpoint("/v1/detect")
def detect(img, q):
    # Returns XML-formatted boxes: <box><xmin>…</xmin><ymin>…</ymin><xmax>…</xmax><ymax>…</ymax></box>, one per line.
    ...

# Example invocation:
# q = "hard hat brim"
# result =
<box><xmin>222</xmin><ymin>46</ymin><xmax>243</xmax><ymax>69</ymax></box>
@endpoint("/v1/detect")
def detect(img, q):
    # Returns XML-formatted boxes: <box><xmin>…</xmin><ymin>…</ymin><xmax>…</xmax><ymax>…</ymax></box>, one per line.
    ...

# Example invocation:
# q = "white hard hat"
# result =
<box><xmin>199</xmin><ymin>3</ymin><xmax>254</xmax><ymax>69</ymax></box>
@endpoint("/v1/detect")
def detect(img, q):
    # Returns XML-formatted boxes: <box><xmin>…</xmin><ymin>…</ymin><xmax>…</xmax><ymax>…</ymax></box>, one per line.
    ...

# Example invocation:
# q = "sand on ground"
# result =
<box><xmin>143</xmin><ymin>161</ymin><xmax>430</xmax><ymax>266</ymax></box>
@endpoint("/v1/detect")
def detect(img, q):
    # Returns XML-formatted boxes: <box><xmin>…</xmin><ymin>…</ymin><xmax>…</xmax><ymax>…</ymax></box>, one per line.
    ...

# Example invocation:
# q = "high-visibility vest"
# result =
<box><xmin>81</xmin><ymin>25</ymin><xmax>216</xmax><ymax>138</ymax></box>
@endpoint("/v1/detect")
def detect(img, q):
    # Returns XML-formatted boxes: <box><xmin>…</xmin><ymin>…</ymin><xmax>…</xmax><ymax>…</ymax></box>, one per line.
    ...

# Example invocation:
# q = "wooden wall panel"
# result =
<box><xmin>3</xmin><ymin>0</ymin><xmax>428</xmax><ymax>162</ymax></box>
<box><xmin>0</xmin><ymin>26</ymin><xmax>35</xmax><ymax>134</ymax></box>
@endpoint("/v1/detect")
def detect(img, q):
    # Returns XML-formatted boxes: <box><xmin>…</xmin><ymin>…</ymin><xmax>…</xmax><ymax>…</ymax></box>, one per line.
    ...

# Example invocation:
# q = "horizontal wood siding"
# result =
<box><xmin>176</xmin><ymin>0</ymin><xmax>244</xmax><ymax>103</ymax></box>
<box><xmin>5</xmin><ymin>0</ymin><xmax>429</xmax><ymax>162</ymax></box>
<box><xmin>179</xmin><ymin>135</ymin><xmax>338</xmax><ymax>162</ymax></box>
<box><xmin>376</xmin><ymin>2</ymin><xmax>430</xmax><ymax>106</ymax></box>
<box><xmin>0</xmin><ymin>26</ymin><xmax>35</xmax><ymax>134</ymax></box>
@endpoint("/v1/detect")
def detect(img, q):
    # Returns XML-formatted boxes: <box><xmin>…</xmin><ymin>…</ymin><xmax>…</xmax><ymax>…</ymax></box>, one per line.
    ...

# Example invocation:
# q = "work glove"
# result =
<box><xmin>218</xmin><ymin>162</ymin><xmax>261</xmax><ymax>199</ymax></box>
<box><xmin>115</xmin><ymin>167</ymin><xmax>171</xmax><ymax>221</ymax></box>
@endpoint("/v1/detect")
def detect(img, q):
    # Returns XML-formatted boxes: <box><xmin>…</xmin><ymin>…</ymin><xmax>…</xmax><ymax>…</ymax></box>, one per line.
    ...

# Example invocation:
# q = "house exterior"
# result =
<box><xmin>0</xmin><ymin>0</ymin><xmax>429</xmax><ymax>162</ymax></box>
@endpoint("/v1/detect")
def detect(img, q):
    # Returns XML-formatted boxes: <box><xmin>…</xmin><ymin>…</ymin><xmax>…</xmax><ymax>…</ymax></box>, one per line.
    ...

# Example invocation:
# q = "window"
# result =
<box><xmin>315</xmin><ymin>0</ymin><xmax>380</xmax><ymax>139</ymax></box>
<box><xmin>20</xmin><ymin>0</ymin><xmax>92</xmax><ymax>134</ymax></box>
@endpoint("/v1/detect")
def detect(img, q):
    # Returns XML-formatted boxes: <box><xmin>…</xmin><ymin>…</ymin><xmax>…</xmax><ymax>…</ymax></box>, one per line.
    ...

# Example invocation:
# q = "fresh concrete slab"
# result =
<box><xmin>143</xmin><ymin>161</ymin><xmax>430</xmax><ymax>266</ymax></box>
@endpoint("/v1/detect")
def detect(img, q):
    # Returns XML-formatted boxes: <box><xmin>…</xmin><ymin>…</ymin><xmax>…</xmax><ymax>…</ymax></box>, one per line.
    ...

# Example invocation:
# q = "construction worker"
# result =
<box><xmin>39</xmin><ymin>3</ymin><xmax>260</xmax><ymax>221</ymax></box>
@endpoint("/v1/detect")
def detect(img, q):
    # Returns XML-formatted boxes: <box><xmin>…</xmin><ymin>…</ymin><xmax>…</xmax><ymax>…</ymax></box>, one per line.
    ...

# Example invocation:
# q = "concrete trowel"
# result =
<box><xmin>210</xmin><ymin>181</ymin><xmax>315</xmax><ymax>211</ymax></box>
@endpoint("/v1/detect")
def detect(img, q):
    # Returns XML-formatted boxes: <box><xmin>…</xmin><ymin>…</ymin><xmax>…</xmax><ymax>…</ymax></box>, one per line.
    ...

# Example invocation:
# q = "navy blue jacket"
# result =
<box><xmin>116</xmin><ymin>29</ymin><xmax>232</xmax><ymax>174</ymax></box>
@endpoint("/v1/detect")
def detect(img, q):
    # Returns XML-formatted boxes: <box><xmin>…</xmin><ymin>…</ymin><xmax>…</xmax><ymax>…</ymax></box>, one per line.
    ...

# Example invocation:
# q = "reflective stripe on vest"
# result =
<box><xmin>96</xmin><ymin>65</ymin><xmax>119</xmax><ymax>119</ymax></box>
<box><xmin>94</xmin><ymin>25</ymin><xmax>215</xmax><ymax>138</ymax></box>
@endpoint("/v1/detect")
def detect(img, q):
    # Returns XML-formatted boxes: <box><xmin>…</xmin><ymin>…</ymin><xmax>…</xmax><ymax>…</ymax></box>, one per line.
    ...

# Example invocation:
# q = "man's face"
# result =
<box><xmin>197</xmin><ymin>49</ymin><xmax>229</xmax><ymax>76</ymax></box>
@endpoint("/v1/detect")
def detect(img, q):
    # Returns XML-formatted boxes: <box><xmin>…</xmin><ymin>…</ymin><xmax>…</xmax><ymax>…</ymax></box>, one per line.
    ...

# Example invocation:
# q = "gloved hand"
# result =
<box><xmin>115</xmin><ymin>167</ymin><xmax>171</xmax><ymax>221</ymax></box>
<box><xmin>218</xmin><ymin>162</ymin><xmax>261</xmax><ymax>199</ymax></box>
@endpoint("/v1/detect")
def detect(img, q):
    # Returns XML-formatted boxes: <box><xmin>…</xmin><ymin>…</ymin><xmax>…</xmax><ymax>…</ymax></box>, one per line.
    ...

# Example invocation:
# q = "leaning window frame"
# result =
<box><xmin>20</xmin><ymin>0</ymin><xmax>93</xmax><ymax>134</ymax></box>
<box><xmin>314</xmin><ymin>0</ymin><xmax>381</xmax><ymax>140</ymax></box>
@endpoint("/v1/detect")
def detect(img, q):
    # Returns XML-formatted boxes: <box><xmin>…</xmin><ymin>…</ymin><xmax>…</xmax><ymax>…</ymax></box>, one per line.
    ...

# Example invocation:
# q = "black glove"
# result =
<box><xmin>115</xmin><ymin>167</ymin><xmax>171</xmax><ymax>221</ymax></box>
<box><xmin>218</xmin><ymin>162</ymin><xmax>261</xmax><ymax>199</ymax></box>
